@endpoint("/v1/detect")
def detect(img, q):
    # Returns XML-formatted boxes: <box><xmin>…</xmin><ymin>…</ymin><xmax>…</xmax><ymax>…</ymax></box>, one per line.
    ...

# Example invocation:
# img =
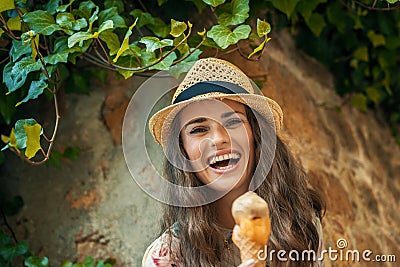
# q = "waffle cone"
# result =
<box><xmin>233</xmin><ymin>232</ymin><xmax>267</xmax><ymax>267</ymax></box>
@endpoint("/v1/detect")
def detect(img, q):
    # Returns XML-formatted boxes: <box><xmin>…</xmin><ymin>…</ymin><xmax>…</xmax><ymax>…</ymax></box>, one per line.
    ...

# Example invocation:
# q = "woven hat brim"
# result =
<box><xmin>148</xmin><ymin>93</ymin><xmax>283</xmax><ymax>146</ymax></box>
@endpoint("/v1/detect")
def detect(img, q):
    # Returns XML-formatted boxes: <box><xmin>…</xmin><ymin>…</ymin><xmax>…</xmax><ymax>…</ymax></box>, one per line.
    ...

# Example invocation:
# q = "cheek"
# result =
<box><xmin>182</xmin><ymin>137</ymin><xmax>201</xmax><ymax>160</ymax></box>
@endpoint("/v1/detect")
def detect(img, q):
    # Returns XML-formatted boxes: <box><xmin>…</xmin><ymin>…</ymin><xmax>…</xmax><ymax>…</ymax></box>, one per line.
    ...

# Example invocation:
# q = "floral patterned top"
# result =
<box><xmin>142</xmin><ymin>215</ymin><xmax>324</xmax><ymax>267</ymax></box>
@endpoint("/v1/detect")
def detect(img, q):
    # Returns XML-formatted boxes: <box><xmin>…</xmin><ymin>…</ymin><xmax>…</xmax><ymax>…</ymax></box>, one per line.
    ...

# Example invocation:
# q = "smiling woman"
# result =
<box><xmin>143</xmin><ymin>58</ymin><xmax>325</xmax><ymax>267</ymax></box>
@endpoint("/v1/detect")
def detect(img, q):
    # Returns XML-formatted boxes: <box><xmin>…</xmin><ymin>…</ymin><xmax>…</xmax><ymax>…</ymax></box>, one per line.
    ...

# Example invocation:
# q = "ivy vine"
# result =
<box><xmin>0</xmin><ymin>0</ymin><xmax>399</xmax><ymax>165</ymax></box>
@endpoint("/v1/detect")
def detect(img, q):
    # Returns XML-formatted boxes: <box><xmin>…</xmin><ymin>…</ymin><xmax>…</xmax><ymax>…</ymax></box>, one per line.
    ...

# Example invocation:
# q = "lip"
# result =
<box><xmin>207</xmin><ymin>149</ymin><xmax>241</xmax><ymax>174</ymax></box>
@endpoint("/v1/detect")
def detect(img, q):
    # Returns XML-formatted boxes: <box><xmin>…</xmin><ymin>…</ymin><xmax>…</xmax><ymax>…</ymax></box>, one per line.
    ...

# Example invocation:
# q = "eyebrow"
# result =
<box><xmin>184</xmin><ymin>111</ymin><xmax>246</xmax><ymax>129</ymax></box>
<box><xmin>184</xmin><ymin>118</ymin><xmax>207</xmax><ymax>129</ymax></box>
<box><xmin>221</xmin><ymin>111</ymin><xmax>246</xmax><ymax>118</ymax></box>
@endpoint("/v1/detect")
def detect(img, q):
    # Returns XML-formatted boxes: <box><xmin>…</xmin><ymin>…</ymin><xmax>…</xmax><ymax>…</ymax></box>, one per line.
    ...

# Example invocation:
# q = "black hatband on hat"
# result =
<box><xmin>172</xmin><ymin>81</ymin><xmax>249</xmax><ymax>104</ymax></box>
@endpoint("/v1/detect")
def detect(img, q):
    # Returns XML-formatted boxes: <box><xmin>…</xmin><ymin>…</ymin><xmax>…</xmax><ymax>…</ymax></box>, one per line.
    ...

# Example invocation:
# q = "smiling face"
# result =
<box><xmin>179</xmin><ymin>99</ymin><xmax>255</xmax><ymax>191</ymax></box>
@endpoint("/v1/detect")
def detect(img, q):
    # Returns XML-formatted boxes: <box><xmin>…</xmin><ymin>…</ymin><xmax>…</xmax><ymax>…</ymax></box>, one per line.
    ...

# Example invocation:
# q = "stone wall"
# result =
<box><xmin>0</xmin><ymin>31</ymin><xmax>398</xmax><ymax>266</ymax></box>
<box><xmin>226</xmin><ymin>31</ymin><xmax>400</xmax><ymax>266</ymax></box>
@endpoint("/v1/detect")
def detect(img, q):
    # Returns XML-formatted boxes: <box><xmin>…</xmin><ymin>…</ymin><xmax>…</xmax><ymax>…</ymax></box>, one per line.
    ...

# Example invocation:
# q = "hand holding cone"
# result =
<box><xmin>232</xmin><ymin>191</ymin><xmax>271</xmax><ymax>267</ymax></box>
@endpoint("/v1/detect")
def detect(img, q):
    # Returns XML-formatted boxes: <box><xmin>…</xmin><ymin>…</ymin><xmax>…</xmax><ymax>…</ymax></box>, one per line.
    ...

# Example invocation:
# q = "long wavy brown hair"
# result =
<box><xmin>160</xmin><ymin>103</ymin><xmax>325</xmax><ymax>266</ymax></box>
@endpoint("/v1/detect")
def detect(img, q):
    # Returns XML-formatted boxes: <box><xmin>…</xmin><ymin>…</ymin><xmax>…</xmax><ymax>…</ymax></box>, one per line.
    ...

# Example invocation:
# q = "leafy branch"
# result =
<box><xmin>0</xmin><ymin>0</ymin><xmax>269</xmax><ymax>164</ymax></box>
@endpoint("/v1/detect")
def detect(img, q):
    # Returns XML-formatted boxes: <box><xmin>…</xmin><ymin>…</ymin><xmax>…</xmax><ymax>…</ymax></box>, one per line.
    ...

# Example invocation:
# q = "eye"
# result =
<box><xmin>225</xmin><ymin>118</ymin><xmax>244</xmax><ymax>128</ymax></box>
<box><xmin>189</xmin><ymin>127</ymin><xmax>208</xmax><ymax>135</ymax></box>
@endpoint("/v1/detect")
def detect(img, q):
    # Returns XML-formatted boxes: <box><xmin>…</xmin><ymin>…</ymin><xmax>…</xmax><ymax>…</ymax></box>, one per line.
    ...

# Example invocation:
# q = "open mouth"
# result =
<box><xmin>208</xmin><ymin>152</ymin><xmax>241</xmax><ymax>171</ymax></box>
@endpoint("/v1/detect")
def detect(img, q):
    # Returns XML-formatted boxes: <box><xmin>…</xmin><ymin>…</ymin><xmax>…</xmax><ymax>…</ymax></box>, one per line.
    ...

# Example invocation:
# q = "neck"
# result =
<box><xmin>215</xmin><ymin>186</ymin><xmax>249</xmax><ymax>229</ymax></box>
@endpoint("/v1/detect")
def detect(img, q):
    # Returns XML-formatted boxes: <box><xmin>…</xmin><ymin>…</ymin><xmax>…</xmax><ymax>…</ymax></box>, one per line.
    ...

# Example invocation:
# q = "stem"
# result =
<box><xmin>8</xmin><ymin>88</ymin><xmax>60</xmax><ymax>165</ymax></box>
<box><xmin>0</xmin><ymin>207</ymin><xmax>18</xmax><ymax>244</ymax></box>
<box><xmin>111</xmin><ymin>26</ymin><xmax>193</xmax><ymax>72</ymax></box>
<box><xmin>138</xmin><ymin>0</ymin><xmax>149</xmax><ymax>13</ymax></box>
<box><xmin>96</xmin><ymin>39</ymin><xmax>112</xmax><ymax>63</ymax></box>
<box><xmin>172</xmin><ymin>34</ymin><xmax>206</xmax><ymax>65</ymax></box>
<box><xmin>0</xmin><ymin>14</ymin><xmax>19</xmax><ymax>40</ymax></box>
<box><xmin>83</xmin><ymin>53</ymin><xmax>117</xmax><ymax>71</ymax></box>
<box><xmin>352</xmin><ymin>0</ymin><xmax>400</xmax><ymax>10</ymax></box>
<box><xmin>0</xmin><ymin>55</ymin><xmax>10</xmax><ymax>65</ymax></box>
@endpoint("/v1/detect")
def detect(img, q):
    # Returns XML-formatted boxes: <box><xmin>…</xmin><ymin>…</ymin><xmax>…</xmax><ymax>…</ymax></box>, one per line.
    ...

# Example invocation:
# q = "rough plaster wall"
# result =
<box><xmin>0</xmin><ymin>31</ymin><xmax>399</xmax><ymax>266</ymax></box>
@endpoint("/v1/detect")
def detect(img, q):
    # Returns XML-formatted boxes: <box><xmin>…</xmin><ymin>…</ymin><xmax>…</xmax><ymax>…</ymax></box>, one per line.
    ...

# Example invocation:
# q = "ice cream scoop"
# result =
<box><xmin>232</xmin><ymin>191</ymin><xmax>270</xmax><ymax>267</ymax></box>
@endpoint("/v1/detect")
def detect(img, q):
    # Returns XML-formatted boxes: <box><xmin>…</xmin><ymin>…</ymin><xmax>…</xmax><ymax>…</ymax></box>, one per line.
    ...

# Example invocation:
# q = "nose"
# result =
<box><xmin>210</xmin><ymin>123</ymin><xmax>230</xmax><ymax>147</ymax></box>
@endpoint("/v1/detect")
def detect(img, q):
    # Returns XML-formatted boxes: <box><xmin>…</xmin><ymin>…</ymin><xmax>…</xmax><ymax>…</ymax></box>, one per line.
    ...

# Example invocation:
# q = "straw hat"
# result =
<box><xmin>149</xmin><ymin>57</ymin><xmax>283</xmax><ymax>146</ymax></box>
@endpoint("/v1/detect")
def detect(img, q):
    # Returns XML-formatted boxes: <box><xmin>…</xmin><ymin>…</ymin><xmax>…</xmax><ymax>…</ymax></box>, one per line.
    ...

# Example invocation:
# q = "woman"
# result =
<box><xmin>143</xmin><ymin>58</ymin><xmax>324</xmax><ymax>267</ymax></box>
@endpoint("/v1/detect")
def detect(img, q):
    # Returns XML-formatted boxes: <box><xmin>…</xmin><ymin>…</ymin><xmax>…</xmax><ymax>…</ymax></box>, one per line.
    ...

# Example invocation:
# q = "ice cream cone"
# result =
<box><xmin>231</xmin><ymin>192</ymin><xmax>270</xmax><ymax>267</ymax></box>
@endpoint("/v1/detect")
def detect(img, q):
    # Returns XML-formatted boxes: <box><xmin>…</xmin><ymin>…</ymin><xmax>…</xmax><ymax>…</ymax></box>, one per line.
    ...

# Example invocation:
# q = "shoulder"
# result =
<box><xmin>142</xmin><ymin>225</ymin><xmax>181</xmax><ymax>267</ymax></box>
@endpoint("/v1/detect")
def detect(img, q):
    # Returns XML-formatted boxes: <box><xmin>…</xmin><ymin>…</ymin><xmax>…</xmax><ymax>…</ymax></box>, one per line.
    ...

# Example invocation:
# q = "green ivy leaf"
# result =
<box><xmin>97</xmin><ymin>20</ymin><xmax>114</xmax><ymax>34</ymax></box>
<box><xmin>173</xmin><ymin>34</ymin><xmax>190</xmax><ymax>55</ymax></box>
<box><xmin>25</xmin><ymin>255</ymin><xmax>49</xmax><ymax>267</ymax></box>
<box><xmin>169</xmin><ymin>49</ymin><xmax>202</xmax><ymax>78</ymax></box>
<box><xmin>353</xmin><ymin>46</ymin><xmax>368</xmax><ymax>62</ymax></box>
<box><xmin>149</xmin><ymin>51</ymin><xmax>177</xmax><ymax>71</ymax></box>
<box><xmin>10</xmin><ymin>39</ymin><xmax>32</xmax><ymax>62</ymax></box>
<box><xmin>99</xmin><ymin>31</ymin><xmax>120</xmax><ymax>56</ymax></box>
<box><xmin>139</xmin><ymin>37</ymin><xmax>173</xmax><ymax>52</ymax></box>
<box><xmin>57</xmin><ymin>0</ymin><xmax>75</xmax><ymax>12</ymax></box>
<box><xmin>351</xmin><ymin>93</ymin><xmax>367</xmax><ymax>112</ymax></box>
<box><xmin>113</xmin><ymin>20</ymin><xmax>137</xmax><ymax>63</ymax></box>
<box><xmin>0</xmin><ymin>0</ymin><xmax>14</xmax><ymax>13</ymax></box>
<box><xmin>326</xmin><ymin>1</ymin><xmax>347</xmax><ymax>33</ymax></box>
<box><xmin>130</xmin><ymin>9</ymin><xmax>153</xmax><ymax>28</ymax></box>
<box><xmin>0</xmin><ymin>241</ymin><xmax>29</xmax><ymax>261</ymax></box>
<box><xmin>44</xmin><ymin>37</ymin><xmax>81</xmax><ymax>64</ymax></box>
<box><xmin>78</xmin><ymin>0</ymin><xmax>97</xmax><ymax>19</ymax></box>
<box><xmin>114</xmin><ymin>56</ymin><xmax>140</xmax><ymax>78</ymax></box>
<box><xmin>1</xmin><ymin>196</ymin><xmax>24</xmax><ymax>216</ymax></box>
<box><xmin>16</xmin><ymin>79</ymin><xmax>48</xmax><ymax>106</ymax></box>
<box><xmin>365</xmin><ymin>87</ymin><xmax>381</xmax><ymax>105</ymax></box>
<box><xmin>6</xmin><ymin>16</ymin><xmax>21</xmax><ymax>31</ymax></box>
<box><xmin>12</xmin><ymin>119</ymin><xmax>40</xmax><ymax>150</ymax></box>
<box><xmin>46</xmin><ymin>150</ymin><xmax>62</xmax><ymax>169</ymax></box>
<box><xmin>61</xmin><ymin>261</ymin><xmax>74</xmax><ymax>267</ymax></box>
<box><xmin>99</xmin><ymin>7</ymin><xmax>126</xmax><ymax>29</ymax></box>
<box><xmin>4</xmin><ymin>57</ymin><xmax>42</xmax><ymax>93</ymax></box>
<box><xmin>88</xmin><ymin>6</ymin><xmax>100</xmax><ymax>28</ymax></box>
<box><xmin>45</xmin><ymin>0</ymin><xmax>60</xmax><ymax>15</ymax></box>
<box><xmin>104</xmin><ymin>0</ymin><xmax>124</xmax><ymax>13</ymax></box>
<box><xmin>0</xmin><ymin>85</ymin><xmax>18</xmax><ymax>125</ymax></box>
<box><xmin>218</xmin><ymin>0</ymin><xmax>249</xmax><ymax>26</ymax></box>
<box><xmin>148</xmin><ymin>18</ymin><xmax>170</xmax><ymax>38</ymax></box>
<box><xmin>44</xmin><ymin>50</ymin><xmax>69</xmax><ymax>64</ymax></box>
<box><xmin>0</xmin><ymin>230</ymin><xmax>11</xmax><ymax>247</ymax></box>
<box><xmin>68</xmin><ymin>32</ymin><xmax>94</xmax><ymax>48</ymax></box>
<box><xmin>82</xmin><ymin>256</ymin><xmax>95</xmax><ymax>267</ymax></box>
<box><xmin>202</xmin><ymin>0</ymin><xmax>225</xmax><ymax>7</ymax></box>
<box><xmin>57</xmin><ymin>13</ymin><xmax>88</xmax><ymax>34</ymax></box>
<box><xmin>367</xmin><ymin>30</ymin><xmax>386</xmax><ymax>47</ymax></box>
<box><xmin>269</xmin><ymin>0</ymin><xmax>299</xmax><ymax>19</ymax></box>
<box><xmin>207</xmin><ymin>24</ymin><xmax>251</xmax><ymax>49</ymax></box>
<box><xmin>63</xmin><ymin>146</ymin><xmax>80</xmax><ymax>161</ymax></box>
<box><xmin>23</xmin><ymin>10</ymin><xmax>61</xmax><ymax>35</ymax></box>
<box><xmin>256</xmin><ymin>19</ymin><xmax>271</xmax><ymax>37</ymax></box>
<box><xmin>191</xmin><ymin>0</ymin><xmax>207</xmax><ymax>12</ymax></box>
<box><xmin>305</xmin><ymin>13</ymin><xmax>326</xmax><ymax>36</ymax></box>
<box><xmin>170</xmin><ymin>19</ymin><xmax>187</xmax><ymax>37</ymax></box>
<box><xmin>66</xmin><ymin>71</ymin><xmax>90</xmax><ymax>94</ymax></box>
<box><xmin>297</xmin><ymin>0</ymin><xmax>326</xmax><ymax>21</ymax></box>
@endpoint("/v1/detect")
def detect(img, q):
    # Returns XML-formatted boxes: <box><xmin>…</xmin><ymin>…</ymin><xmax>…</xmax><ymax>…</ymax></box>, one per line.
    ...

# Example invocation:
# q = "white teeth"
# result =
<box><xmin>218</xmin><ymin>165</ymin><xmax>233</xmax><ymax>170</ymax></box>
<box><xmin>209</xmin><ymin>153</ymin><xmax>240</xmax><ymax>165</ymax></box>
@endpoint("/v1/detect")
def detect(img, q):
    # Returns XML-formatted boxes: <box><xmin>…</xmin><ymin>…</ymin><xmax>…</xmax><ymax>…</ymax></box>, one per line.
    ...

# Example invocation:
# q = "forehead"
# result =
<box><xmin>179</xmin><ymin>99</ymin><xmax>246</xmax><ymax>125</ymax></box>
